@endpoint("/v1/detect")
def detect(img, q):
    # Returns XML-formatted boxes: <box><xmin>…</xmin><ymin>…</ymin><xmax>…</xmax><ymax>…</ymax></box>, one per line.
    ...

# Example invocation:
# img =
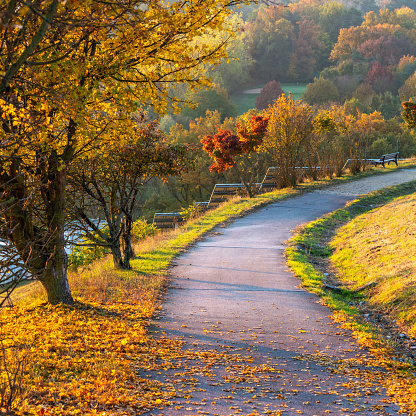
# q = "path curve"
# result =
<box><xmin>143</xmin><ymin>170</ymin><xmax>416</xmax><ymax>416</ymax></box>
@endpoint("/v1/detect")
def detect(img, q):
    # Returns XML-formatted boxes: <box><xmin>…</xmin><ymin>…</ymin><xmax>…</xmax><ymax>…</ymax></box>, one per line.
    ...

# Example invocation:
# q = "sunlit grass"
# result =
<box><xmin>231</xmin><ymin>83</ymin><xmax>308</xmax><ymax>115</ymax></box>
<box><xmin>331</xmin><ymin>191</ymin><xmax>416</xmax><ymax>336</ymax></box>
<box><xmin>281</xmin><ymin>82</ymin><xmax>308</xmax><ymax>100</ymax></box>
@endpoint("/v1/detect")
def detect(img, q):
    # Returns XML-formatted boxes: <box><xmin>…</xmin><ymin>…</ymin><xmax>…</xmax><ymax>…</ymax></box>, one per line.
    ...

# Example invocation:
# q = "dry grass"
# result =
<box><xmin>331</xmin><ymin>192</ymin><xmax>416</xmax><ymax>336</ymax></box>
<box><xmin>10</xmin><ymin>281</ymin><xmax>45</xmax><ymax>307</ymax></box>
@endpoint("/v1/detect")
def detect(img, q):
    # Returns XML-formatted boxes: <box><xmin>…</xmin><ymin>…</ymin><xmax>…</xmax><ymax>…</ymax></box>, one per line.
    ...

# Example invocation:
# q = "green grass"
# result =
<box><xmin>231</xmin><ymin>92</ymin><xmax>257</xmax><ymax>115</ymax></box>
<box><xmin>231</xmin><ymin>83</ymin><xmax>308</xmax><ymax>115</ymax></box>
<box><xmin>331</xmin><ymin>191</ymin><xmax>416</xmax><ymax>336</ymax></box>
<box><xmin>281</xmin><ymin>82</ymin><xmax>308</xmax><ymax>100</ymax></box>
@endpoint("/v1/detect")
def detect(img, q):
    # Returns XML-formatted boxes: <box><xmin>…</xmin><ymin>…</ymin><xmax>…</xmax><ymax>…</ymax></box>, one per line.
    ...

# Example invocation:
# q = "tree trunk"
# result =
<box><xmin>240</xmin><ymin>175</ymin><xmax>254</xmax><ymax>198</ymax></box>
<box><xmin>111</xmin><ymin>239</ymin><xmax>126</xmax><ymax>269</ymax></box>
<box><xmin>122</xmin><ymin>233</ymin><xmax>133</xmax><ymax>270</ymax></box>
<box><xmin>39</xmin><ymin>154</ymin><xmax>74</xmax><ymax>304</ymax></box>
<box><xmin>110</xmin><ymin>239</ymin><xmax>131</xmax><ymax>270</ymax></box>
<box><xmin>40</xmin><ymin>248</ymin><xmax>73</xmax><ymax>305</ymax></box>
<box><xmin>122</xmin><ymin>213</ymin><xmax>134</xmax><ymax>269</ymax></box>
<box><xmin>2</xmin><ymin>154</ymin><xmax>74</xmax><ymax>305</ymax></box>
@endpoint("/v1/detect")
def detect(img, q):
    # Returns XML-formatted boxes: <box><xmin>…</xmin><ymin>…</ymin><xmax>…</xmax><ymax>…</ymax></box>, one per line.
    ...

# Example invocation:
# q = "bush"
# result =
<box><xmin>68</xmin><ymin>238</ymin><xmax>109</xmax><ymax>271</ymax></box>
<box><xmin>131</xmin><ymin>219</ymin><xmax>156</xmax><ymax>242</ymax></box>
<box><xmin>69</xmin><ymin>219</ymin><xmax>156</xmax><ymax>270</ymax></box>
<box><xmin>302</xmin><ymin>77</ymin><xmax>339</xmax><ymax>105</ymax></box>
<box><xmin>255</xmin><ymin>80</ymin><xmax>284</xmax><ymax>110</ymax></box>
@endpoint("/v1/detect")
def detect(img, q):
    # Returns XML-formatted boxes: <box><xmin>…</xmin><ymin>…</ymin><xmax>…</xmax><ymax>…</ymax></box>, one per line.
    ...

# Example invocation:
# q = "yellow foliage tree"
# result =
<box><xmin>260</xmin><ymin>94</ymin><xmax>313</xmax><ymax>187</ymax></box>
<box><xmin>0</xmin><ymin>0</ymin><xmax>260</xmax><ymax>305</ymax></box>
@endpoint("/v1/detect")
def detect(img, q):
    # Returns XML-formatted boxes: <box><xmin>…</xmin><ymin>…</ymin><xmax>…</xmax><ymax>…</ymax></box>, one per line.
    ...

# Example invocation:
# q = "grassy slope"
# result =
<box><xmin>286</xmin><ymin>180</ymin><xmax>416</xmax><ymax>414</ymax></box>
<box><xmin>5</xmin><ymin>161</ymin><xmax>416</xmax><ymax>415</ymax></box>
<box><xmin>331</xmin><ymin>191</ymin><xmax>416</xmax><ymax>336</ymax></box>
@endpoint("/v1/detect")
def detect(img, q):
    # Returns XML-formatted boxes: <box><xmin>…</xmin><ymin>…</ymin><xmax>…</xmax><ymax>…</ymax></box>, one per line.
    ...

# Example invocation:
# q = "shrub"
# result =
<box><xmin>179</xmin><ymin>203</ymin><xmax>204</xmax><ymax>221</ymax></box>
<box><xmin>131</xmin><ymin>219</ymin><xmax>156</xmax><ymax>242</ymax></box>
<box><xmin>68</xmin><ymin>238</ymin><xmax>109</xmax><ymax>271</ymax></box>
<box><xmin>302</xmin><ymin>77</ymin><xmax>339</xmax><ymax>105</ymax></box>
<box><xmin>255</xmin><ymin>80</ymin><xmax>284</xmax><ymax>110</ymax></box>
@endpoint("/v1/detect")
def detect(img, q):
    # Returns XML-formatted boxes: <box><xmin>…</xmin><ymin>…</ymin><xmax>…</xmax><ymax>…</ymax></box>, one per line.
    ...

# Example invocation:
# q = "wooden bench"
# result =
<box><xmin>153</xmin><ymin>212</ymin><xmax>184</xmax><ymax>229</ymax></box>
<box><xmin>208</xmin><ymin>183</ymin><xmax>245</xmax><ymax>208</ymax></box>
<box><xmin>369</xmin><ymin>152</ymin><xmax>399</xmax><ymax>168</ymax></box>
<box><xmin>343</xmin><ymin>152</ymin><xmax>399</xmax><ymax>169</ymax></box>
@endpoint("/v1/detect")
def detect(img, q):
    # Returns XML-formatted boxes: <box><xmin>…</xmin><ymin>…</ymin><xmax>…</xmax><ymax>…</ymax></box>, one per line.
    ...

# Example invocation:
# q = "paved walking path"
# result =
<box><xmin>143</xmin><ymin>170</ymin><xmax>416</xmax><ymax>416</ymax></box>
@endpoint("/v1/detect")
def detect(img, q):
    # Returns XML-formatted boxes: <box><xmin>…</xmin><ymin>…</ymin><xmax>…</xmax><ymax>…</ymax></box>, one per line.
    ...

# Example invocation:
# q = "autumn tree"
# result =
<box><xmin>399</xmin><ymin>72</ymin><xmax>416</xmax><ymax>102</ymax></box>
<box><xmin>313</xmin><ymin>107</ymin><xmax>349</xmax><ymax>177</ymax></box>
<box><xmin>310</xmin><ymin>1</ymin><xmax>363</xmax><ymax>44</ymax></box>
<box><xmin>395</xmin><ymin>55</ymin><xmax>416</xmax><ymax>86</ymax></box>
<box><xmin>331</xmin><ymin>9</ymin><xmax>416</xmax><ymax>65</ymax></box>
<box><xmin>259</xmin><ymin>94</ymin><xmax>313</xmax><ymax>187</ymax></box>
<box><xmin>206</xmin><ymin>15</ymin><xmax>254</xmax><ymax>93</ymax></box>
<box><xmin>244</xmin><ymin>7</ymin><xmax>295</xmax><ymax>81</ymax></box>
<box><xmin>365</xmin><ymin>61</ymin><xmax>395</xmax><ymax>93</ymax></box>
<box><xmin>68</xmin><ymin>114</ymin><xmax>188</xmax><ymax>270</ymax></box>
<box><xmin>165</xmin><ymin>111</ymin><xmax>238</xmax><ymax>205</ymax></box>
<box><xmin>368</xmin><ymin>92</ymin><xmax>401</xmax><ymax>120</ymax></box>
<box><xmin>354</xmin><ymin>110</ymin><xmax>386</xmax><ymax>161</ymax></box>
<box><xmin>0</xmin><ymin>0</ymin><xmax>264</xmax><ymax>305</ymax></box>
<box><xmin>402</xmin><ymin>100</ymin><xmax>416</xmax><ymax>129</ymax></box>
<box><xmin>302</xmin><ymin>77</ymin><xmax>339</xmax><ymax>105</ymax></box>
<box><xmin>201</xmin><ymin>114</ymin><xmax>269</xmax><ymax>196</ymax></box>
<box><xmin>182</xmin><ymin>84</ymin><xmax>237</xmax><ymax>121</ymax></box>
<box><xmin>255</xmin><ymin>81</ymin><xmax>284</xmax><ymax>110</ymax></box>
<box><xmin>358</xmin><ymin>34</ymin><xmax>416</xmax><ymax>66</ymax></box>
<box><xmin>287</xmin><ymin>19</ymin><xmax>329</xmax><ymax>80</ymax></box>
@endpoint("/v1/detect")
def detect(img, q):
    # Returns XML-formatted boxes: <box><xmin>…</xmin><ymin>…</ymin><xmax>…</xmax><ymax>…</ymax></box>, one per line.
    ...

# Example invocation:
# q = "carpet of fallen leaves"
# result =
<box><xmin>0</xmin><ymin>288</ymin><xmax>170</xmax><ymax>415</ymax></box>
<box><xmin>6</xmin><ymin>283</ymin><xmax>415</xmax><ymax>416</ymax></box>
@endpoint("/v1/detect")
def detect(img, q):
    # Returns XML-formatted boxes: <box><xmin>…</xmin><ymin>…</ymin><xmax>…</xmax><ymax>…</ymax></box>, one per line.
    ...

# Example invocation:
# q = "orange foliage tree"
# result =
<box><xmin>201</xmin><ymin>115</ymin><xmax>269</xmax><ymax>196</ymax></box>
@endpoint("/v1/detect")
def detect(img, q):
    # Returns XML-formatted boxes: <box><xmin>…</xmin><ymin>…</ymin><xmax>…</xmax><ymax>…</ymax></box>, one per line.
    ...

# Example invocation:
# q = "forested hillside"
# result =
<box><xmin>145</xmin><ymin>1</ymin><xmax>416</xmax><ymax>218</ymax></box>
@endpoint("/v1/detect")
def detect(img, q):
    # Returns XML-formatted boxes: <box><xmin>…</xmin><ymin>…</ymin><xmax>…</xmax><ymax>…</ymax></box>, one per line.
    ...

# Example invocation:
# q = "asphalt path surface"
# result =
<box><xmin>142</xmin><ymin>171</ymin><xmax>416</xmax><ymax>416</ymax></box>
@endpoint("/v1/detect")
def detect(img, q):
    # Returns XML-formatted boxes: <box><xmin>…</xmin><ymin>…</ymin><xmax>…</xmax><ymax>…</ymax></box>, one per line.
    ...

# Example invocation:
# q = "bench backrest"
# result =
<box><xmin>153</xmin><ymin>213</ymin><xmax>184</xmax><ymax>229</ymax></box>
<box><xmin>258</xmin><ymin>167</ymin><xmax>279</xmax><ymax>192</ymax></box>
<box><xmin>381</xmin><ymin>152</ymin><xmax>399</xmax><ymax>160</ymax></box>
<box><xmin>208</xmin><ymin>183</ymin><xmax>245</xmax><ymax>207</ymax></box>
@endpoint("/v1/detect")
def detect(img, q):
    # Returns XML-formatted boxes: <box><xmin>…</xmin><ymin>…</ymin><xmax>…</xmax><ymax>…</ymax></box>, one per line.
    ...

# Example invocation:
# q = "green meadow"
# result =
<box><xmin>231</xmin><ymin>82</ymin><xmax>308</xmax><ymax>115</ymax></box>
